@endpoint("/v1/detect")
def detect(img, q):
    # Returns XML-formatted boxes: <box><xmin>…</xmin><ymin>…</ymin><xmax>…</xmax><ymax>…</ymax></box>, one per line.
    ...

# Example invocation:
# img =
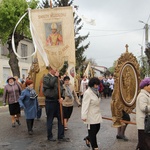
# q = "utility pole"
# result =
<box><xmin>139</xmin><ymin>44</ymin><xmax>143</xmax><ymax>66</ymax></box>
<box><xmin>139</xmin><ymin>21</ymin><xmax>149</xmax><ymax>48</ymax></box>
<box><xmin>139</xmin><ymin>20</ymin><xmax>149</xmax><ymax>77</ymax></box>
<box><xmin>145</xmin><ymin>23</ymin><xmax>149</xmax><ymax>48</ymax></box>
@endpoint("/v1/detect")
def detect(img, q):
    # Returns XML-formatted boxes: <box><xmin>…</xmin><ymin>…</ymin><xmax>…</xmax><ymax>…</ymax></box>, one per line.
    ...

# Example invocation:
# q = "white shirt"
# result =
<box><xmin>80</xmin><ymin>79</ymin><xmax>89</xmax><ymax>94</ymax></box>
<box><xmin>107</xmin><ymin>78</ymin><xmax>114</xmax><ymax>90</ymax></box>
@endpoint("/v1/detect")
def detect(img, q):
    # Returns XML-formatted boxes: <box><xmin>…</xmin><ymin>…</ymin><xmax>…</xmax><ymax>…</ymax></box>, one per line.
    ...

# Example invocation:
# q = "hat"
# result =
<box><xmin>139</xmin><ymin>78</ymin><xmax>150</xmax><ymax>89</ymax></box>
<box><xmin>64</xmin><ymin>76</ymin><xmax>70</xmax><ymax>81</ymax></box>
<box><xmin>7</xmin><ymin>76</ymin><xmax>16</xmax><ymax>83</ymax></box>
<box><xmin>51</xmin><ymin>23</ymin><xmax>57</xmax><ymax>29</ymax></box>
<box><xmin>25</xmin><ymin>80</ymin><xmax>33</xmax><ymax>87</ymax></box>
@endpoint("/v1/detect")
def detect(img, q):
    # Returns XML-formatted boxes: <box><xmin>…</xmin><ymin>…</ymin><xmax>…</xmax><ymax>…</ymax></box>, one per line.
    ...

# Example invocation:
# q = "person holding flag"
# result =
<box><xmin>43</xmin><ymin>66</ymin><xmax>69</xmax><ymax>142</ymax></box>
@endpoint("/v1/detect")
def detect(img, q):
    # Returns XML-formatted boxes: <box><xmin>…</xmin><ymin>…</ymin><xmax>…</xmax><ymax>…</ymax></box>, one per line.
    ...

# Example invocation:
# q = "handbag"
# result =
<box><xmin>144</xmin><ymin>106</ymin><xmax>150</xmax><ymax>133</ymax></box>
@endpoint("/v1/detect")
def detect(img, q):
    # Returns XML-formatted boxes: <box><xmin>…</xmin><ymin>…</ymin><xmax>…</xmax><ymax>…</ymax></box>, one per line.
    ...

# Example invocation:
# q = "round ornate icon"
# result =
<box><xmin>120</xmin><ymin>63</ymin><xmax>138</xmax><ymax>106</ymax></box>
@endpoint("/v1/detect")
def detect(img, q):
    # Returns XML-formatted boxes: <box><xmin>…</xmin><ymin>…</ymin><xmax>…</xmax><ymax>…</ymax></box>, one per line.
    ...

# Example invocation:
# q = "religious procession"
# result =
<box><xmin>0</xmin><ymin>0</ymin><xmax>150</xmax><ymax>150</ymax></box>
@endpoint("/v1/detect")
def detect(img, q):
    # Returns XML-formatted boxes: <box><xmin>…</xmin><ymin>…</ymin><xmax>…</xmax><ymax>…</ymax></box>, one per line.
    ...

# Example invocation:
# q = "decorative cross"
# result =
<box><xmin>125</xmin><ymin>44</ymin><xmax>129</xmax><ymax>52</ymax></box>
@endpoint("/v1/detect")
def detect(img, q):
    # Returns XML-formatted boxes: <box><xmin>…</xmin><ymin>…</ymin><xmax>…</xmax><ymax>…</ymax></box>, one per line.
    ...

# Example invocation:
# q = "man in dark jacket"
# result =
<box><xmin>43</xmin><ymin>66</ymin><xmax>68</xmax><ymax>142</ymax></box>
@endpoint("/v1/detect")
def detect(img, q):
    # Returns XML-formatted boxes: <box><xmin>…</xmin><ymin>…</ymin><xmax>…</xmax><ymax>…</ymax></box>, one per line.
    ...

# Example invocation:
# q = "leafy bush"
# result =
<box><xmin>0</xmin><ymin>88</ymin><xmax>4</xmax><ymax>96</ymax></box>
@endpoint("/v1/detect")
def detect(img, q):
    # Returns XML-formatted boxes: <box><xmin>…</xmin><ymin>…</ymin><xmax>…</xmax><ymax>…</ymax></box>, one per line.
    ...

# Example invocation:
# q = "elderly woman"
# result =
<box><xmin>62</xmin><ymin>76</ymin><xmax>81</xmax><ymax>130</ymax></box>
<box><xmin>19</xmin><ymin>80</ymin><xmax>38</xmax><ymax>135</ymax></box>
<box><xmin>3</xmin><ymin>76</ymin><xmax>22</xmax><ymax>127</ymax></box>
<box><xmin>136</xmin><ymin>78</ymin><xmax>150</xmax><ymax>150</ymax></box>
<box><xmin>81</xmin><ymin>77</ymin><xmax>103</xmax><ymax>150</ymax></box>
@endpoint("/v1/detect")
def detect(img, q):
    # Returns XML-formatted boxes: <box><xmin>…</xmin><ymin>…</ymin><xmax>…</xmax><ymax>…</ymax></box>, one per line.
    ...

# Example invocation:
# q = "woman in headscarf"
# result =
<box><xmin>81</xmin><ymin>77</ymin><xmax>103</xmax><ymax>150</ymax></box>
<box><xmin>3</xmin><ymin>76</ymin><xmax>22</xmax><ymax>127</ymax></box>
<box><xmin>62</xmin><ymin>76</ymin><xmax>81</xmax><ymax>130</ymax></box>
<box><xmin>136</xmin><ymin>77</ymin><xmax>150</xmax><ymax>150</ymax></box>
<box><xmin>19</xmin><ymin>80</ymin><xmax>38</xmax><ymax>135</ymax></box>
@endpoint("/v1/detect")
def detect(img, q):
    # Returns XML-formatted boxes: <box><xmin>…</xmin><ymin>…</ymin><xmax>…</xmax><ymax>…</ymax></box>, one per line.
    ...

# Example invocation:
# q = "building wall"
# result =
<box><xmin>0</xmin><ymin>39</ymin><xmax>34</xmax><ymax>88</ymax></box>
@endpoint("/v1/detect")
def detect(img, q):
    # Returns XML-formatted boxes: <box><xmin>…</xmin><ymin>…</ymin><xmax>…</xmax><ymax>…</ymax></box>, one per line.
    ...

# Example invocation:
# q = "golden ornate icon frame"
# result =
<box><xmin>111</xmin><ymin>45</ymin><xmax>141</xmax><ymax>127</ymax></box>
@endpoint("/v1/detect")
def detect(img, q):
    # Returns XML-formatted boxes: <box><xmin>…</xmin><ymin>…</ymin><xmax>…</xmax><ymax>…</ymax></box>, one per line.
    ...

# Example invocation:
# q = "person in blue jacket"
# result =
<box><xmin>19</xmin><ymin>80</ymin><xmax>38</xmax><ymax>135</ymax></box>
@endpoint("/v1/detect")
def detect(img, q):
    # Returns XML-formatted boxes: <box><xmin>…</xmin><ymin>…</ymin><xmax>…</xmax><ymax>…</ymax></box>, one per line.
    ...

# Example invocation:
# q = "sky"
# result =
<box><xmin>73</xmin><ymin>0</ymin><xmax>150</xmax><ymax>68</ymax></box>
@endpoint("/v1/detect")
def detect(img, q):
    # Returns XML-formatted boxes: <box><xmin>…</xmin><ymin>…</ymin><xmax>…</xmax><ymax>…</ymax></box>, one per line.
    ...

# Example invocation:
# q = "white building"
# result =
<box><xmin>91</xmin><ymin>65</ymin><xmax>107</xmax><ymax>77</ymax></box>
<box><xmin>0</xmin><ymin>39</ymin><xmax>34</xmax><ymax>88</ymax></box>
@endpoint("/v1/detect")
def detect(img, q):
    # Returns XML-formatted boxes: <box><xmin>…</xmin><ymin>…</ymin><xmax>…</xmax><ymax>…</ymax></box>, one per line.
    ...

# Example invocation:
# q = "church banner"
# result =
<box><xmin>29</xmin><ymin>7</ymin><xmax>75</xmax><ymax>71</ymax></box>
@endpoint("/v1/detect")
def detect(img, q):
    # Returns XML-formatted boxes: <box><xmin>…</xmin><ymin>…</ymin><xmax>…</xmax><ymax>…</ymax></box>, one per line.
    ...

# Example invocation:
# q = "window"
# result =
<box><xmin>21</xmin><ymin>43</ymin><xmax>27</xmax><ymax>60</ymax></box>
<box><xmin>1</xmin><ymin>45</ymin><xmax>9</xmax><ymax>56</ymax></box>
<box><xmin>22</xmin><ymin>69</ymin><xmax>28</xmax><ymax>79</ymax></box>
<box><xmin>3</xmin><ymin>67</ymin><xmax>11</xmax><ymax>85</ymax></box>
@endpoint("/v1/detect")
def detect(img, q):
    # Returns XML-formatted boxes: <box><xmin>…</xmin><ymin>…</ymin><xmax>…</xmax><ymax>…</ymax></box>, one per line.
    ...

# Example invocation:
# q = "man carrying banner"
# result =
<box><xmin>43</xmin><ymin>66</ymin><xmax>69</xmax><ymax>142</ymax></box>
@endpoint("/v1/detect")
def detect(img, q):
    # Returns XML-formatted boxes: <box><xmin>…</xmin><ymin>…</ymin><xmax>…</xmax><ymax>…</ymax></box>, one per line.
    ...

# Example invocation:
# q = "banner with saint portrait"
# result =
<box><xmin>28</xmin><ymin>7</ymin><xmax>75</xmax><ymax>71</ymax></box>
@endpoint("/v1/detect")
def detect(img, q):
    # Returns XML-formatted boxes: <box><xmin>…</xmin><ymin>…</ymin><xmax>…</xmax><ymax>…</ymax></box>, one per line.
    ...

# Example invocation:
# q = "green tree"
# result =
<box><xmin>0</xmin><ymin>0</ymin><xmax>38</xmax><ymax>77</ymax></box>
<box><xmin>108</xmin><ymin>60</ymin><xmax>117</xmax><ymax>76</ymax></box>
<box><xmin>140</xmin><ymin>56</ymin><xmax>150</xmax><ymax>79</ymax></box>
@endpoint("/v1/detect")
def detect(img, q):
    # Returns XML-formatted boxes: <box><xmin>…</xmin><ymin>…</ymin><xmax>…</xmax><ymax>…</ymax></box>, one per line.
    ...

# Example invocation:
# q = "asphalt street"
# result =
<box><xmin>0</xmin><ymin>97</ymin><xmax>138</xmax><ymax>150</ymax></box>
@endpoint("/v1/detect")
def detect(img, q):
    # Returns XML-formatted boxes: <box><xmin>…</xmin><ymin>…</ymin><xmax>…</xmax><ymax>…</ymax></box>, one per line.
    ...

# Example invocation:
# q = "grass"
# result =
<box><xmin>0</xmin><ymin>101</ymin><xmax>2</xmax><ymax>106</ymax></box>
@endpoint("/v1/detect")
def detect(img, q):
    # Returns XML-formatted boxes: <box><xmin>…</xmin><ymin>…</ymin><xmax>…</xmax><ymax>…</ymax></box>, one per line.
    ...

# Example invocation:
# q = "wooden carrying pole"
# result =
<box><xmin>102</xmin><ymin>117</ymin><xmax>136</xmax><ymax>125</ymax></box>
<box><xmin>48</xmin><ymin>2</ymin><xmax>63</xmax><ymax>125</ymax></box>
<box><xmin>58</xmin><ymin>78</ymin><xmax>64</xmax><ymax>125</ymax></box>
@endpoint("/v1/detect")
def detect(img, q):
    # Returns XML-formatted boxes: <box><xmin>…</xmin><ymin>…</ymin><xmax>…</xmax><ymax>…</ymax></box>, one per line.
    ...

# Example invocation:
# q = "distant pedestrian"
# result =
<box><xmin>3</xmin><ymin>76</ymin><xmax>22</xmax><ymax>127</ymax></box>
<box><xmin>19</xmin><ymin>80</ymin><xmax>38</xmax><ymax>135</ymax></box>
<box><xmin>107</xmin><ymin>75</ymin><xmax>114</xmax><ymax>97</ymax></box>
<box><xmin>98</xmin><ymin>77</ymin><xmax>104</xmax><ymax>98</ymax></box>
<box><xmin>103</xmin><ymin>78</ymin><xmax>110</xmax><ymax>98</ymax></box>
<box><xmin>81</xmin><ymin>77</ymin><xmax>102</xmax><ymax>150</ymax></box>
<box><xmin>63</xmin><ymin>76</ymin><xmax>81</xmax><ymax>130</ymax></box>
<box><xmin>136</xmin><ymin>78</ymin><xmax>150</xmax><ymax>150</ymax></box>
<box><xmin>36</xmin><ymin>74</ymin><xmax>46</xmax><ymax>120</ymax></box>
<box><xmin>80</xmin><ymin>75</ymin><xmax>89</xmax><ymax>103</ymax></box>
<box><xmin>20</xmin><ymin>74</ymin><xmax>26</xmax><ymax>84</ymax></box>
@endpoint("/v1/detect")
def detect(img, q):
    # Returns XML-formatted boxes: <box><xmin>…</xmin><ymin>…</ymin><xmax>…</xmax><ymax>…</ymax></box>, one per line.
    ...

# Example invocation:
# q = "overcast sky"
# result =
<box><xmin>73</xmin><ymin>0</ymin><xmax>150</xmax><ymax>68</ymax></box>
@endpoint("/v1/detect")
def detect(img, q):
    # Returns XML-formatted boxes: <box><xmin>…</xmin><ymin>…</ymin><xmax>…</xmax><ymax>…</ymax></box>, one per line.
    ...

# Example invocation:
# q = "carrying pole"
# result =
<box><xmin>50</xmin><ymin>0</ymin><xmax>52</xmax><ymax>8</ymax></box>
<box><xmin>58</xmin><ymin>78</ymin><xmax>64</xmax><ymax>125</ymax></box>
<box><xmin>102</xmin><ymin>117</ymin><xmax>136</xmax><ymax>125</ymax></box>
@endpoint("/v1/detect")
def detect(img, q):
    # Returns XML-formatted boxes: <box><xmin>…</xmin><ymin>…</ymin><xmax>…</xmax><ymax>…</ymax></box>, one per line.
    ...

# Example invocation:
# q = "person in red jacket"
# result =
<box><xmin>98</xmin><ymin>77</ymin><xmax>104</xmax><ymax>98</ymax></box>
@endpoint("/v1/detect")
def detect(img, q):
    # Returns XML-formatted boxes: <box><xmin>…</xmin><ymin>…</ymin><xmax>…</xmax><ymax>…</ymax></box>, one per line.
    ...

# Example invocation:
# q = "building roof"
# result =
<box><xmin>91</xmin><ymin>65</ymin><xmax>107</xmax><ymax>73</ymax></box>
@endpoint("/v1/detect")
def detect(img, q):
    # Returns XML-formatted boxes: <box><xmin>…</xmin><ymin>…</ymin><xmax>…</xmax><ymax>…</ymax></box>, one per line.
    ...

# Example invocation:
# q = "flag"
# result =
<box><xmin>28</xmin><ymin>7</ymin><xmax>76</xmax><ymax>71</ymax></box>
<box><xmin>84</xmin><ymin>62</ymin><xmax>94</xmax><ymax>77</ymax></box>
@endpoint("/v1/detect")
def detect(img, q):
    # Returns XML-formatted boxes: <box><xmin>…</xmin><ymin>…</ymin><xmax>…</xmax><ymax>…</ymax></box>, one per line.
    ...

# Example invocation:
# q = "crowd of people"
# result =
<box><xmin>2</xmin><ymin>69</ymin><xmax>150</xmax><ymax>150</ymax></box>
<box><xmin>80</xmin><ymin>75</ymin><xmax>114</xmax><ymax>100</ymax></box>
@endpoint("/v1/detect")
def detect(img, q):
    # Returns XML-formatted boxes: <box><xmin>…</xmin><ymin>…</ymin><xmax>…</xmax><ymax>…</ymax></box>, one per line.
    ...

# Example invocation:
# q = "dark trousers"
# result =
<box><xmin>88</xmin><ymin>123</ymin><xmax>100</xmax><ymax>149</ymax></box>
<box><xmin>45</xmin><ymin>100</ymin><xmax>64</xmax><ymax>139</ymax></box>
<box><xmin>26</xmin><ymin>119</ymin><xmax>34</xmax><ymax>131</ymax></box>
<box><xmin>109</xmin><ymin>88</ymin><xmax>113</xmax><ymax>97</ymax></box>
<box><xmin>37</xmin><ymin>107</ymin><xmax>42</xmax><ymax>119</ymax></box>
<box><xmin>137</xmin><ymin>130</ymin><xmax>150</xmax><ymax>150</ymax></box>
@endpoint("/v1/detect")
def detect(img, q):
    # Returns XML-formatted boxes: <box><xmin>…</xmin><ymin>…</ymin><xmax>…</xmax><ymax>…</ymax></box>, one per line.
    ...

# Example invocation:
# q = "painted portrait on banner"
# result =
<box><xmin>45</xmin><ymin>22</ymin><xmax>63</xmax><ymax>46</ymax></box>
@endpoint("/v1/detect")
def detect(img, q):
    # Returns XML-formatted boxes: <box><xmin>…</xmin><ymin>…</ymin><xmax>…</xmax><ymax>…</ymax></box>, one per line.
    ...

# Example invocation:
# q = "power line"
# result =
<box><xmin>88</xmin><ymin>28</ymin><xmax>143</xmax><ymax>37</ymax></box>
<box><xmin>82</xmin><ymin>28</ymin><xmax>143</xmax><ymax>32</ymax></box>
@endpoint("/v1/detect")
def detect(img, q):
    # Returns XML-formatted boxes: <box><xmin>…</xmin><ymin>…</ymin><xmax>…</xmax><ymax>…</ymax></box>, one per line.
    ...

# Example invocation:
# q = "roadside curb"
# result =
<box><xmin>0</xmin><ymin>106</ymin><xmax>8</xmax><ymax>109</ymax></box>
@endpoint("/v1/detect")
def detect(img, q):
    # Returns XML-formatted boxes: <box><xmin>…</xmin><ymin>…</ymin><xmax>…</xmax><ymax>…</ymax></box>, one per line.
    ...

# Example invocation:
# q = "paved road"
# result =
<box><xmin>0</xmin><ymin>97</ymin><xmax>138</xmax><ymax>150</ymax></box>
